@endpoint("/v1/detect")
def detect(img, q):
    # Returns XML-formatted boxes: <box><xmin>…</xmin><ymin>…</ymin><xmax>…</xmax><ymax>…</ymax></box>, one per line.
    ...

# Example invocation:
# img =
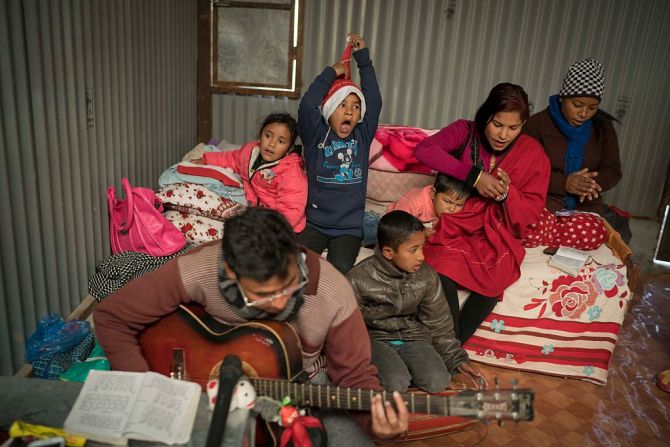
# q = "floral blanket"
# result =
<box><xmin>462</xmin><ymin>245</ymin><xmax>631</xmax><ymax>385</ymax></box>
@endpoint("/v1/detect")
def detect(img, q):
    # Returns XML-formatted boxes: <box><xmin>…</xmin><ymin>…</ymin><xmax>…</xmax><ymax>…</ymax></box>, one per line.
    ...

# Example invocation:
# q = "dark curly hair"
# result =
<box><xmin>222</xmin><ymin>207</ymin><xmax>298</xmax><ymax>282</ymax></box>
<box><xmin>259</xmin><ymin>112</ymin><xmax>298</xmax><ymax>147</ymax></box>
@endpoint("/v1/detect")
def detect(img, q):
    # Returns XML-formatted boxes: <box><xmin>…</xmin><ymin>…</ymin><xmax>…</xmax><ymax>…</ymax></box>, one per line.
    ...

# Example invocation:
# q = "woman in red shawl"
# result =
<box><xmin>414</xmin><ymin>83</ymin><xmax>550</xmax><ymax>343</ymax></box>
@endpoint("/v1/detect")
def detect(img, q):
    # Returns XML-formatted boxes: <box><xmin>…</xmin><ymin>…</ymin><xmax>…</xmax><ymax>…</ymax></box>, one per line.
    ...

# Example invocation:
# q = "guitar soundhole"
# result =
<box><xmin>208</xmin><ymin>361</ymin><xmax>260</xmax><ymax>383</ymax></box>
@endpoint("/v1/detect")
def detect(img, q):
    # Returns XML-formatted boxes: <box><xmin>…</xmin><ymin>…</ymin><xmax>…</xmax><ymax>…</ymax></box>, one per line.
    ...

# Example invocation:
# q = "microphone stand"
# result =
<box><xmin>205</xmin><ymin>355</ymin><xmax>243</xmax><ymax>447</ymax></box>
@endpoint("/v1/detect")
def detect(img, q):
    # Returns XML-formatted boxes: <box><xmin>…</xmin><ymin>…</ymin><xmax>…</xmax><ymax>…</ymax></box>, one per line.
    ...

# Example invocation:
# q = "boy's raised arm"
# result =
<box><xmin>353</xmin><ymin>46</ymin><xmax>382</xmax><ymax>140</ymax></box>
<box><xmin>298</xmin><ymin>67</ymin><xmax>337</xmax><ymax>149</ymax></box>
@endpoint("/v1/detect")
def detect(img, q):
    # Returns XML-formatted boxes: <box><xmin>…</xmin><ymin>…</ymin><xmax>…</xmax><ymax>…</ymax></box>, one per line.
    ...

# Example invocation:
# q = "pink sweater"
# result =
<box><xmin>413</xmin><ymin>119</ymin><xmax>494</xmax><ymax>184</ymax></box>
<box><xmin>386</xmin><ymin>185</ymin><xmax>438</xmax><ymax>227</ymax></box>
<box><xmin>204</xmin><ymin>142</ymin><xmax>307</xmax><ymax>232</ymax></box>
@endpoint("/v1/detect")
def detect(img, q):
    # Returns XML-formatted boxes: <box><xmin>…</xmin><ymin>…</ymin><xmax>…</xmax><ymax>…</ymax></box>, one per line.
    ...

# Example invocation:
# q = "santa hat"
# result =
<box><xmin>320</xmin><ymin>39</ymin><xmax>366</xmax><ymax>123</ymax></box>
<box><xmin>559</xmin><ymin>58</ymin><xmax>605</xmax><ymax>100</ymax></box>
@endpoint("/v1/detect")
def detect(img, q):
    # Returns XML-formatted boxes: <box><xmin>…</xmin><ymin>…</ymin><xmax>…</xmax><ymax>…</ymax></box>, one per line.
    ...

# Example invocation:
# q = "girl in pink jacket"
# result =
<box><xmin>195</xmin><ymin>112</ymin><xmax>307</xmax><ymax>232</ymax></box>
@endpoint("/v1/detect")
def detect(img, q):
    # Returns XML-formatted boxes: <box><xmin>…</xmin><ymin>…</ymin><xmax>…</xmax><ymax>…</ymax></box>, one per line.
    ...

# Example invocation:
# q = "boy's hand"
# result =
<box><xmin>332</xmin><ymin>61</ymin><xmax>348</xmax><ymax>77</ymax></box>
<box><xmin>348</xmin><ymin>33</ymin><xmax>367</xmax><ymax>51</ymax></box>
<box><xmin>457</xmin><ymin>362</ymin><xmax>489</xmax><ymax>389</ymax></box>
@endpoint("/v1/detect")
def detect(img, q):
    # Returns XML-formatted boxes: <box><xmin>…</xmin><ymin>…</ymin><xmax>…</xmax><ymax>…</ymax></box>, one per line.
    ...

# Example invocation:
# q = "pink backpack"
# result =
<box><xmin>107</xmin><ymin>178</ymin><xmax>186</xmax><ymax>256</ymax></box>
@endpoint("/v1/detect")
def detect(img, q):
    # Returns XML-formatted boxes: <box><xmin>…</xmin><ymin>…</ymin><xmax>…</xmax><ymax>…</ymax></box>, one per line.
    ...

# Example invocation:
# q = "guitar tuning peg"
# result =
<box><xmin>494</xmin><ymin>377</ymin><xmax>500</xmax><ymax>389</ymax></box>
<box><xmin>511</xmin><ymin>378</ymin><xmax>519</xmax><ymax>389</ymax></box>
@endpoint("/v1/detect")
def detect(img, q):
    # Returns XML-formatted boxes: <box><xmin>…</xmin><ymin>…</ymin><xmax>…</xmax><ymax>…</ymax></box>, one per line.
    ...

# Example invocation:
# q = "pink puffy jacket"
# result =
<box><xmin>204</xmin><ymin>141</ymin><xmax>307</xmax><ymax>232</ymax></box>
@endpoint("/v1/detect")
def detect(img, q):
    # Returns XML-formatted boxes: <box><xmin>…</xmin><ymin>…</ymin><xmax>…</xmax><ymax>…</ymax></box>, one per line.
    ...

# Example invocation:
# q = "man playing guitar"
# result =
<box><xmin>94</xmin><ymin>207</ymin><xmax>409</xmax><ymax>445</ymax></box>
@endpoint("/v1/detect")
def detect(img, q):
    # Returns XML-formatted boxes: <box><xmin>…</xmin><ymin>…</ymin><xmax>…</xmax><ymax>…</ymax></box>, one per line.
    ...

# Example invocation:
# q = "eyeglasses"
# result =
<box><xmin>236</xmin><ymin>275</ymin><xmax>308</xmax><ymax>308</ymax></box>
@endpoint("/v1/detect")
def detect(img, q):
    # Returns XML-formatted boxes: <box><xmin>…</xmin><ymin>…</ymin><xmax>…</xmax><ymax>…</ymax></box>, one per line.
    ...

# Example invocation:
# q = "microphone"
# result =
<box><xmin>205</xmin><ymin>355</ymin><xmax>243</xmax><ymax>447</ymax></box>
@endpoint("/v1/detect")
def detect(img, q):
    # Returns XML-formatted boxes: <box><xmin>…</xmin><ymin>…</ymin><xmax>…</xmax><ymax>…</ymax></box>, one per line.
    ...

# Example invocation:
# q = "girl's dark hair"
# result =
<box><xmin>474</xmin><ymin>83</ymin><xmax>530</xmax><ymax>141</ymax></box>
<box><xmin>377</xmin><ymin>211</ymin><xmax>426</xmax><ymax>251</ymax></box>
<box><xmin>433</xmin><ymin>173</ymin><xmax>470</xmax><ymax>201</ymax></box>
<box><xmin>222</xmin><ymin>207</ymin><xmax>298</xmax><ymax>282</ymax></box>
<box><xmin>591</xmin><ymin>109</ymin><xmax>619</xmax><ymax>141</ymax></box>
<box><xmin>259</xmin><ymin>112</ymin><xmax>298</xmax><ymax>146</ymax></box>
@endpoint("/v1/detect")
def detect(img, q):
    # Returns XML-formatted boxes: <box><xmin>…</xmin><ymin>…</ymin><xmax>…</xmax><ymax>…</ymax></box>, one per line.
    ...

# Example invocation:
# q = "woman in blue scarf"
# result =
<box><xmin>523</xmin><ymin>59</ymin><xmax>624</xmax><ymax>235</ymax></box>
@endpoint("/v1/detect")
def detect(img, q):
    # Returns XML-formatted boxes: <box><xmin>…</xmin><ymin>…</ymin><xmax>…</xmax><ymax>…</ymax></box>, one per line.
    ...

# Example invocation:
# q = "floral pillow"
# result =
<box><xmin>157</xmin><ymin>183</ymin><xmax>245</xmax><ymax>222</ymax></box>
<box><xmin>163</xmin><ymin>210</ymin><xmax>224</xmax><ymax>245</ymax></box>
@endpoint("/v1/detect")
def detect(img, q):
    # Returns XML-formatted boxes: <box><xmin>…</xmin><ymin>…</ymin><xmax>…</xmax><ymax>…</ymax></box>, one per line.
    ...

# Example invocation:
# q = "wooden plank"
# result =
<box><xmin>65</xmin><ymin>295</ymin><xmax>97</xmax><ymax>322</ymax></box>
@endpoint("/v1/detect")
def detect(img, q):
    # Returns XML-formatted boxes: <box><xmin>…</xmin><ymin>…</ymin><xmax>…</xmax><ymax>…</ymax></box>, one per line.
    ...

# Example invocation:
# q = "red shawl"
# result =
<box><xmin>424</xmin><ymin>134</ymin><xmax>550</xmax><ymax>297</ymax></box>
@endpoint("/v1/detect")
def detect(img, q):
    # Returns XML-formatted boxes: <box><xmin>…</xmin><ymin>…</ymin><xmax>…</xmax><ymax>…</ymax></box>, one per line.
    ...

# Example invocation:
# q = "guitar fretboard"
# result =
<box><xmin>251</xmin><ymin>378</ymin><xmax>462</xmax><ymax>416</ymax></box>
<box><xmin>249</xmin><ymin>378</ymin><xmax>534</xmax><ymax>421</ymax></box>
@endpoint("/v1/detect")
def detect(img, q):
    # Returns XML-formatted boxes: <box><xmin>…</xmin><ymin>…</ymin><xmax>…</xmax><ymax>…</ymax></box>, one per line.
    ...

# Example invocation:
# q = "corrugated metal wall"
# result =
<box><xmin>213</xmin><ymin>0</ymin><xmax>670</xmax><ymax>217</ymax></box>
<box><xmin>0</xmin><ymin>0</ymin><xmax>197</xmax><ymax>374</ymax></box>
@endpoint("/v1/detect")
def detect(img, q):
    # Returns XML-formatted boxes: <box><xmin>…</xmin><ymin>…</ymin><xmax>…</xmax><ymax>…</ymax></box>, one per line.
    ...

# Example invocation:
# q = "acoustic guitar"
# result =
<box><xmin>138</xmin><ymin>304</ymin><xmax>534</xmax><ymax>442</ymax></box>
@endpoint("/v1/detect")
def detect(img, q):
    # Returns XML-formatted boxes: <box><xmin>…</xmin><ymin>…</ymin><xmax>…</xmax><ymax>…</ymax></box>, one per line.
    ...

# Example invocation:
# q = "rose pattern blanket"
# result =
<box><xmin>462</xmin><ymin>244</ymin><xmax>631</xmax><ymax>385</ymax></box>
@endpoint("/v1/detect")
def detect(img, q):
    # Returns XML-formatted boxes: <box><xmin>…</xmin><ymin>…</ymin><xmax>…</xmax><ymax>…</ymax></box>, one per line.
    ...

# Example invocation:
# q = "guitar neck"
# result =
<box><xmin>249</xmin><ymin>377</ymin><xmax>533</xmax><ymax>420</ymax></box>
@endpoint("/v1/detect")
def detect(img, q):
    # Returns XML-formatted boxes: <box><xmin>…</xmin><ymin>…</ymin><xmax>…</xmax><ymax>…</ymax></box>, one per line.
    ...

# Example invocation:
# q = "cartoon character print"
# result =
<box><xmin>259</xmin><ymin>168</ymin><xmax>277</xmax><ymax>185</ymax></box>
<box><xmin>335</xmin><ymin>148</ymin><xmax>353</xmax><ymax>182</ymax></box>
<box><xmin>318</xmin><ymin>140</ymin><xmax>363</xmax><ymax>184</ymax></box>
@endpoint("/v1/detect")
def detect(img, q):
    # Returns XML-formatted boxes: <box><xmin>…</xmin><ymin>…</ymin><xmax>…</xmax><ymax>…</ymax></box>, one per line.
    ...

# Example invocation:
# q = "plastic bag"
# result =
<box><xmin>25</xmin><ymin>314</ymin><xmax>91</xmax><ymax>362</ymax></box>
<box><xmin>60</xmin><ymin>341</ymin><xmax>111</xmax><ymax>382</ymax></box>
<box><xmin>32</xmin><ymin>332</ymin><xmax>95</xmax><ymax>380</ymax></box>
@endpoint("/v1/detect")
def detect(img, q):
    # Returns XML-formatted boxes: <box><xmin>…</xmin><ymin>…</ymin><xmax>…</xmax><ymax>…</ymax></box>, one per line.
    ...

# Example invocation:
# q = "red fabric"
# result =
<box><xmin>338</xmin><ymin>41</ymin><xmax>353</xmax><ymax>79</ymax></box>
<box><xmin>279</xmin><ymin>406</ymin><xmax>323</xmax><ymax>447</ymax></box>
<box><xmin>523</xmin><ymin>209</ymin><xmax>608</xmax><ymax>250</ymax></box>
<box><xmin>176</xmin><ymin>163</ymin><xmax>242</xmax><ymax>188</ymax></box>
<box><xmin>373</xmin><ymin>125</ymin><xmax>436</xmax><ymax>174</ymax></box>
<box><xmin>423</xmin><ymin>135</ymin><xmax>550</xmax><ymax>297</ymax></box>
<box><xmin>607</xmin><ymin>205</ymin><xmax>632</xmax><ymax>218</ymax></box>
<box><xmin>321</xmin><ymin>41</ymin><xmax>355</xmax><ymax>106</ymax></box>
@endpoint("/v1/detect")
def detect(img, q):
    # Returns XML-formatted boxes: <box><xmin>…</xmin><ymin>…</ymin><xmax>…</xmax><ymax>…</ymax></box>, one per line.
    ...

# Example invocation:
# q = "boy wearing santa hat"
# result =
<box><xmin>297</xmin><ymin>33</ymin><xmax>382</xmax><ymax>275</ymax></box>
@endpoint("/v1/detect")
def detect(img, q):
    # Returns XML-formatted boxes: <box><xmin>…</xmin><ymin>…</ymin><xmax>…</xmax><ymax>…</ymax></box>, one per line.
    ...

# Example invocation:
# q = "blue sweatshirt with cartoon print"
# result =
<box><xmin>298</xmin><ymin>48</ymin><xmax>382</xmax><ymax>237</ymax></box>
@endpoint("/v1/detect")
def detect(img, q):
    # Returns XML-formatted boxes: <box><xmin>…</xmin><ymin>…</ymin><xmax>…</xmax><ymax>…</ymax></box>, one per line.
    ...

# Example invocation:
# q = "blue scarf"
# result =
<box><xmin>547</xmin><ymin>95</ymin><xmax>592</xmax><ymax>209</ymax></box>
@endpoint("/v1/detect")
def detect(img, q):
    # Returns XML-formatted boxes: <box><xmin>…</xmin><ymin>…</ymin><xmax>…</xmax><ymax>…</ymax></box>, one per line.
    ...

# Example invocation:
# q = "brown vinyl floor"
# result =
<box><xmin>384</xmin><ymin>274</ymin><xmax>670</xmax><ymax>447</ymax></box>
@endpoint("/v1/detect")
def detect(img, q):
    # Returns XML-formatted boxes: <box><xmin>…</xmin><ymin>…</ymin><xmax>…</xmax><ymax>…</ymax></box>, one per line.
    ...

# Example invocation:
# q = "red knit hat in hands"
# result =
<box><xmin>320</xmin><ymin>39</ymin><xmax>366</xmax><ymax>123</ymax></box>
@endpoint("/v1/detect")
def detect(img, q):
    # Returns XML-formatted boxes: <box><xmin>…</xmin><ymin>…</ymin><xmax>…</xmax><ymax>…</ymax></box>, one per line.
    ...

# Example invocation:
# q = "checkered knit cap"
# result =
<box><xmin>559</xmin><ymin>58</ymin><xmax>605</xmax><ymax>100</ymax></box>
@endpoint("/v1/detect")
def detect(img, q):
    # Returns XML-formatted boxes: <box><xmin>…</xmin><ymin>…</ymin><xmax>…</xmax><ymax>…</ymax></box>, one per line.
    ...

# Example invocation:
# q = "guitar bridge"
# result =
<box><xmin>170</xmin><ymin>348</ymin><xmax>186</xmax><ymax>380</ymax></box>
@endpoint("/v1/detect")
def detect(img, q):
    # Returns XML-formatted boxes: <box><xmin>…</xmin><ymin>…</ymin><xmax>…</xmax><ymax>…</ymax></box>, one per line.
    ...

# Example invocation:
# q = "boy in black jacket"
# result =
<box><xmin>348</xmin><ymin>211</ymin><xmax>486</xmax><ymax>393</ymax></box>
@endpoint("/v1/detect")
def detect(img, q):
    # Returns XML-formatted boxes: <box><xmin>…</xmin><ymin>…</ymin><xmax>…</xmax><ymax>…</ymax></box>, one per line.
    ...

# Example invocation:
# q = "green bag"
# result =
<box><xmin>59</xmin><ymin>341</ymin><xmax>110</xmax><ymax>382</ymax></box>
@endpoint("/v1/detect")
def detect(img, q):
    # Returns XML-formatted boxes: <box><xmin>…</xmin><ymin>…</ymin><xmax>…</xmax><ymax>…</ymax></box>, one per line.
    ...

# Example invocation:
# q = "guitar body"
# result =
<box><xmin>139</xmin><ymin>304</ymin><xmax>304</xmax><ymax>446</ymax></box>
<box><xmin>138</xmin><ymin>304</ymin><xmax>303</xmax><ymax>389</ymax></box>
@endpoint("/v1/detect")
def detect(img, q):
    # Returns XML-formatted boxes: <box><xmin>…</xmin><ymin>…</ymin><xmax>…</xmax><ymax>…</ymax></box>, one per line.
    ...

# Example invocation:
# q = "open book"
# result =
<box><xmin>548</xmin><ymin>246</ymin><xmax>591</xmax><ymax>276</ymax></box>
<box><xmin>64</xmin><ymin>370</ymin><xmax>200</xmax><ymax>446</ymax></box>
